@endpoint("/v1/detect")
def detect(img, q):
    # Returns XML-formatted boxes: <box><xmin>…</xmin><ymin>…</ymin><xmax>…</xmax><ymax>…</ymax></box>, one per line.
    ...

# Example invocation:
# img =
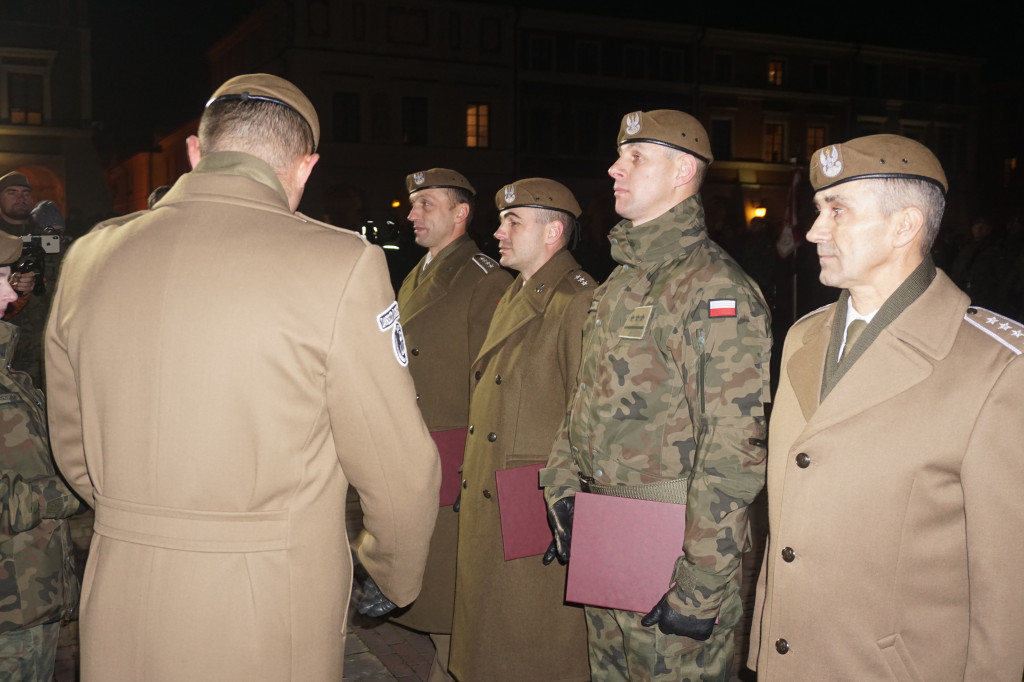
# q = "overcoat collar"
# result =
<box><xmin>399</xmin><ymin>234</ymin><xmax>477</xmax><ymax>324</ymax></box>
<box><xmin>788</xmin><ymin>269</ymin><xmax>968</xmax><ymax>436</ymax></box>
<box><xmin>160</xmin><ymin>152</ymin><xmax>292</xmax><ymax>211</ymax></box>
<box><xmin>474</xmin><ymin>249</ymin><xmax>581</xmax><ymax>363</ymax></box>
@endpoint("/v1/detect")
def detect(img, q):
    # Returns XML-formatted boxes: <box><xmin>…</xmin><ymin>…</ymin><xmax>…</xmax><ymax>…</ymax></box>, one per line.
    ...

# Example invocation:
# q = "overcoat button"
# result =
<box><xmin>468</xmin><ymin>425</ymin><xmax>474</xmax><ymax>435</ymax></box>
<box><xmin>462</xmin><ymin>480</ymin><xmax>467</xmax><ymax>489</ymax></box>
<box><xmin>487</xmin><ymin>432</ymin><xmax>497</xmax><ymax>442</ymax></box>
<box><xmin>781</xmin><ymin>547</ymin><xmax>795</xmax><ymax>562</ymax></box>
<box><xmin>795</xmin><ymin>453</ymin><xmax>810</xmax><ymax>468</ymax></box>
<box><xmin>411</xmin><ymin>348</ymin><xmax>420</xmax><ymax>356</ymax></box>
<box><xmin>775</xmin><ymin>638</ymin><xmax>789</xmax><ymax>654</ymax></box>
<box><xmin>475</xmin><ymin>371</ymin><xmax>482</xmax><ymax>380</ymax></box>
<box><xmin>416</xmin><ymin>393</ymin><xmax>420</xmax><ymax>401</ymax></box>
<box><xmin>495</xmin><ymin>375</ymin><xmax>502</xmax><ymax>385</ymax></box>
<box><xmin>482</xmin><ymin>489</ymin><xmax>492</xmax><ymax>499</ymax></box>
<box><xmin>593</xmin><ymin>469</ymin><xmax>604</xmax><ymax>478</ymax></box>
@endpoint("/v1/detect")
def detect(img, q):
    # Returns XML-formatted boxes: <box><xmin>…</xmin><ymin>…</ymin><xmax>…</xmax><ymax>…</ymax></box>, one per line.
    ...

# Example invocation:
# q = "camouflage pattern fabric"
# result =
<box><xmin>0</xmin><ymin>620</ymin><xmax>59</xmax><ymax>681</ymax></box>
<box><xmin>0</xmin><ymin>321</ymin><xmax>81</xmax><ymax>642</ymax></box>
<box><xmin>541</xmin><ymin>194</ymin><xmax>770</xmax><ymax>676</ymax></box>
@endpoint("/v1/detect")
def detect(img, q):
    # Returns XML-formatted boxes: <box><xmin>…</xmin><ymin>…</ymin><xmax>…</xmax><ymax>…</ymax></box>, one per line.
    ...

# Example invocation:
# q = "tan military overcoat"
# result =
<box><xmin>449</xmin><ymin>250</ymin><xmax>593</xmax><ymax>681</ymax></box>
<box><xmin>393</xmin><ymin>233</ymin><xmax>510</xmax><ymax>633</ymax></box>
<box><xmin>45</xmin><ymin>153</ymin><xmax>440</xmax><ymax>682</ymax></box>
<box><xmin>750</xmin><ymin>270</ymin><xmax>1024</xmax><ymax>680</ymax></box>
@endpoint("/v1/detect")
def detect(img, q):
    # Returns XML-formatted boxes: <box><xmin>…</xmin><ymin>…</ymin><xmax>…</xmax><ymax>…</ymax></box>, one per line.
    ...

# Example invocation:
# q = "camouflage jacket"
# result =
<box><xmin>0</xmin><ymin>321</ymin><xmax>82</xmax><ymax>632</ymax></box>
<box><xmin>541</xmin><ymin>194</ymin><xmax>771</xmax><ymax>621</ymax></box>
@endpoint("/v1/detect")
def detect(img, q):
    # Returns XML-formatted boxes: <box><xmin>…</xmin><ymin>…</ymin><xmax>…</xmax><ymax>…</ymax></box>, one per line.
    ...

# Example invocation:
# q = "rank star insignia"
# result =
<box><xmin>999</xmin><ymin>322</ymin><xmax>1012</xmax><ymax>330</ymax></box>
<box><xmin>1013</xmin><ymin>329</ymin><xmax>1024</xmax><ymax>338</ymax></box>
<box><xmin>987</xmin><ymin>316</ymin><xmax>999</xmax><ymax>325</ymax></box>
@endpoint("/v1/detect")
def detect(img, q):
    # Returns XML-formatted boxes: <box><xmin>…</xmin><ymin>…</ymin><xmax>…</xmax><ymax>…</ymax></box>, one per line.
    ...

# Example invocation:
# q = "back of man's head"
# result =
<box><xmin>199</xmin><ymin>74</ymin><xmax>318</xmax><ymax>174</ymax></box>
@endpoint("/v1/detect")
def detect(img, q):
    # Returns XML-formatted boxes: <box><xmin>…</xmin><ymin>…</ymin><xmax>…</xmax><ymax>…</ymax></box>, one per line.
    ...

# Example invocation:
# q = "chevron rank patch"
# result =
<box><xmin>709</xmin><ymin>299</ymin><xmax>737</xmax><ymax>318</ymax></box>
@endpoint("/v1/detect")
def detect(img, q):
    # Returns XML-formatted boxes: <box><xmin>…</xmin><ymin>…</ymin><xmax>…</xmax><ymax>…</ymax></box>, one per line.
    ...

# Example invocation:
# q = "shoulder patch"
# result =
<box><xmin>377</xmin><ymin>301</ymin><xmax>400</xmax><ymax>331</ymax></box>
<box><xmin>472</xmin><ymin>253</ymin><xmax>499</xmax><ymax>273</ymax></box>
<box><xmin>964</xmin><ymin>307</ymin><xmax>1024</xmax><ymax>355</ymax></box>
<box><xmin>392</xmin><ymin>322</ymin><xmax>409</xmax><ymax>366</ymax></box>
<box><xmin>708</xmin><ymin>298</ymin><xmax>737</xmax><ymax>318</ymax></box>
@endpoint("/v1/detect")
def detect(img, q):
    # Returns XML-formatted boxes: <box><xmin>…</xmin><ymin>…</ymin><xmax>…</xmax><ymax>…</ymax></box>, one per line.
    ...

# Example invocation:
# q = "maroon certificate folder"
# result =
<box><xmin>431</xmin><ymin>428</ymin><xmax>467</xmax><ymax>507</ymax></box>
<box><xmin>566</xmin><ymin>492</ymin><xmax>687</xmax><ymax>613</ymax></box>
<box><xmin>494</xmin><ymin>462</ymin><xmax>550</xmax><ymax>561</ymax></box>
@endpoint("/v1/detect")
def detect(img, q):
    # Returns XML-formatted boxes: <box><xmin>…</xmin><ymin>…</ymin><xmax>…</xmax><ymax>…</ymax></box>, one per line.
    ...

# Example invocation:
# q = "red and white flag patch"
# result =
<box><xmin>709</xmin><ymin>299</ymin><xmax>737</xmax><ymax>318</ymax></box>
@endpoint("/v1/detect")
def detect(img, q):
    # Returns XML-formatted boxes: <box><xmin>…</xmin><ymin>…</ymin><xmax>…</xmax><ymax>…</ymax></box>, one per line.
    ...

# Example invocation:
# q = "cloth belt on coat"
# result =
<box><xmin>580</xmin><ymin>475</ymin><xmax>688</xmax><ymax>505</ymax></box>
<box><xmin>93</xmin><ymin>493</ymin><xmax>288</xmax><ymax>553</ymax></box>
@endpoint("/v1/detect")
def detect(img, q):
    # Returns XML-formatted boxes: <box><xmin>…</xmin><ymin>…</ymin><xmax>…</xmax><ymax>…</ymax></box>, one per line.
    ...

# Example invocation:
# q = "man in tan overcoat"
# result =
<box><xmin>386</xmin><ymin>168</ymin><xmax>511</xmax><ymax>680</ymax></box>
<box><xmin>44</xmin><ymin>74</ymin><xmax>440</xmax><ymax>682</ymax></box>
<box><xmin>448</xmin><ymin>178</ymin><xmax>593</xmax><ymax>681</ymax></box>
<box><xmin>749</xmin><ymin>134</ymin><xmax>1024</xmax><ymax>680</ymax></box>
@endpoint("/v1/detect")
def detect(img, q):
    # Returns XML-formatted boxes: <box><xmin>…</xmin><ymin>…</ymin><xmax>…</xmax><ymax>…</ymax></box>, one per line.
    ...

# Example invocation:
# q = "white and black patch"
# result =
<box><xmin>472</xmin><ymin>253</ymin><xmax>498</xmax><ymax>273</ymax></box>
<box><xmin>377</xmin><ymin>301</ymin><xmax>400</xmax><ymax>331</ymax></box>
<box><xmin>392</xmin><ymin>322</ymin><xmax>409</xmax><ymax>366</ymax></box>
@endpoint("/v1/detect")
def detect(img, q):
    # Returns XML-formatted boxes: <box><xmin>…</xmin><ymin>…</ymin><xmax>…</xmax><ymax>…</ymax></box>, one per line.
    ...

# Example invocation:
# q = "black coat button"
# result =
<box><xmin>781</xmin><ymin>547</ymin><xmax>795</xmax><ymax>562</ymax></box>
<box><xmin>795</xmin><ymin>453</ymin><xmax>810</xmax><ymax>468</ymax></box>
<box><xmin>411</xmin><ymin>348</ymin><xmax>419</xmax><ymax>356</ymax></box>
<box><xmin>775</xmin><ymin>638</ymin><xmax>789</xmax><ymax>654</ymax></box>
<box><xmin>482</xmin><ymin>489</ymin><xmax>492</xmax><ymax>498</ymax></box>
<box><xmin>474</xmin><ymin>371</ymin><xmax>482</xmax><ymax>380</ymax></box>
<box><xmin>468</xmin><ymin>425</ymin><xmax>474</xmax><ymax>435</ymax></box>
<box><xmin>462</xmin><ymin>479</ymin><xmax>467</xmax><ymax>489</ymax></box>
<box><xmin>495</xmin><ymin>375</ymin><xmax>502</xmax><ymax>385</ymax></box>
<box><xmin>487</xmin><ymin>432</ymin><xmax>497</xmax><ymax>442</ymax></box>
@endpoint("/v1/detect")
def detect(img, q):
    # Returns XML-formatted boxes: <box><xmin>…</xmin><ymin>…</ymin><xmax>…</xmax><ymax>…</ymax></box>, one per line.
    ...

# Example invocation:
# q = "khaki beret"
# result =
<box><xmin>0</xmin><ymin>232</ymin><xmax>23</xmax><ymax>266</ymax></box>
<box><xmin>207</xmin><ymin>73</ymin><xmax>320</xmax><ymax>151</ymax></box>
<box><xmin>617</xmin><ymin>109</ymin><xmax>713</xmax><ymax>164</ymax></box>
<box><xmin>495</xmin><ymin>178</ymin><xmax>582</xmax><ymax>219</ymax></box>
<box><xmin>406</xmin><ymin>168</ymin><xmax>475</xmax><ymax>196</ymax></box>
<box><xmin>0</xmin><ymin>172</ymin><xmax>30</xmax><ymax>193</ymax></box>
<box><xmin>810</xmin><ymin>134</ymin><xmax>947</xmax><ymax>194</ymax></box>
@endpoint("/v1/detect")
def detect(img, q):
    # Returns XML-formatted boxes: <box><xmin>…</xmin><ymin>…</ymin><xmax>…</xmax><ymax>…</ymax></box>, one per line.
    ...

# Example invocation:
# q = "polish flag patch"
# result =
<box><xmin>709</xmin><ymin>299</ymin><xmax>737</xmax><ymax>318</ymax></box>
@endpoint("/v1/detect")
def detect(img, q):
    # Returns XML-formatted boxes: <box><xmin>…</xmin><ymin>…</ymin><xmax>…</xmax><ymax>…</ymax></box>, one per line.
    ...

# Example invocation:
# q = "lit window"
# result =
<box><xmin>466</xmin><ymin>103</ymin><xmax>489</xmax><ymax>148</ymax></box>
<box><xmin>806</xmin><ymin>126</ymin><xmax>825</xmax><ymax>158</ymax></box>
<box><xmin>768</xmin><ymin>60</ymin><xmax>784</xmax><ymax>86</ymax></box>
<box><xmin>1005</xmin><ymin>158</ymin><xmax>1017</xmax><ymax>188</ymax></box>
<box><xmin>764</xmin><ymin>123</ymin><xmax>785</xmax><ymax>163</ymax></box>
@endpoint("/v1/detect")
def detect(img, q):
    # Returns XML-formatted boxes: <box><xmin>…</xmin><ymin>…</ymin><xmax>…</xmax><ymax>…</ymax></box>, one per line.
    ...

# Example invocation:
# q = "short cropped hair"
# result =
<box><xmin>874</xmin><ymin>178</ymin><xmax>946</xmax><ymax>255</ymax></box>
<box><xmin>198</xmin><ymin>98</ymin><xmax>315</xmax><ymax>173</ymax></box>
<box><xmin>445</xmin><ymin>187</ymin><xmax>475</xmax><ymax>228</ymax></box>
<box><xmin>534</xmin><ymin>208</ymin><xmax>577</xmax><ymax>249</ymax></box>
<box><xmin>661</xmin><ymin>146</ymin><xmax>708</xmax><ymax>186</ymax></box>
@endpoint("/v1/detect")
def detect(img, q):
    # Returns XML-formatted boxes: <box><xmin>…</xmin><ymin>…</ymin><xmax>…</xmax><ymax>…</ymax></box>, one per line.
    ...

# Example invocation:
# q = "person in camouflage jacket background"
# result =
<box><xmin>0</xmin><ymin>232</ymin><xmax>83</xmax><ymax>681</ymax></box>
<box><xmin>541</xmin><ymin>110</ymin><xmax>771</xmax><ymax>681</ymax></box>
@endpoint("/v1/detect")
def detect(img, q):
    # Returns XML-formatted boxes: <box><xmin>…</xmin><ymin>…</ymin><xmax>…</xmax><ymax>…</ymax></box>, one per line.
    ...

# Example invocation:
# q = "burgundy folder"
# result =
<box><xmin>494</xmin><ymin>462</ymin><xmax>550</xmax><ymax>560</ymax></box>
<box><xmin>431</xmin><ymin>428</ymin><xmax>467</xmax><ymax>507</ymax></box>
<box><xmin>566</xmin><ymin>492</ymin><xmax>687</xmax><ymax>613</ymax></box>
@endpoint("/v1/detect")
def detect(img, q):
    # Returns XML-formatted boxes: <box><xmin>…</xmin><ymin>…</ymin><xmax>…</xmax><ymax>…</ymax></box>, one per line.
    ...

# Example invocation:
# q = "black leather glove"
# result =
<box><xmin>542</xmin><ymin>496</ymin><xmax>574</xmax><ymax>566</ymax></box>
<box><xmin>640</xmin><ymin>592</ymin><xmax>715</xmax><ymax>641</ymax></box>
<box><xmin>356</xmin><ymin>575</ymin><xmax>398</xmax><ymax>618</ymax></box>
<box><xmin>453</xmin><ymin>491</ymin><xmax>461</xmax><ymax>513</ymax></box>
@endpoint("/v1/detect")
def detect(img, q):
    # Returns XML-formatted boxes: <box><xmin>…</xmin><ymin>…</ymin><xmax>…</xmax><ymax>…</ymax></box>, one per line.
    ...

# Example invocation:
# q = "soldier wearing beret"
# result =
<box><xmin>45</xmin><ymin>73</ymin><xmax>440</xmax><ymax>681</ymax></box>
<box><xmin>749</xmin><ymin>134</ymin><xmax>1024</xmax><ymax>680</ymax></box>
<box><xmin>541</xmin><ymin>110</ymin><xmax>772</xmax><ymax>681</ymax></box>
<box><xmin>379</xmin><ymin>168</ymin><xmax>510</xmax><ymax>680</ymax></box>
<box><xmin>0</xmin><ymin>231</ymin><xmax>84</xmax><ymax>680</ymax></box>
<box><xmin>448</xmin><ymin>178</ymin><xmax>593</xmax><ymax>681</ymax></box>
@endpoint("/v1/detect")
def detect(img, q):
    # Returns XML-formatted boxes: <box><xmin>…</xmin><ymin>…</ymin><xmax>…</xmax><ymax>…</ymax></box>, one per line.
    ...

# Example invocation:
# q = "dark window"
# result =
<box><xmin>401</xmin><ymin>96</ymin><xmax>428</xmax><ymax>145</ymax></box>
<box><xmin>387</xmin><ymin>7</ymin><xmax>428</xmax><ymax>46</ymax></box>
<box><xmin>480</xmin><ymin>16</ymin><xmax>501</xmax><ymax>53</ymax></box>
<box><xmin>527</xmin><ymin>35</ymin><xmax>554</xmax><ymax>70</ymax></box>
<box><xmin>8</xmin><ymin>72</ymin><xmax>43</xmax><ymax>125</ymax></box>
<box><xmin>714</xmin><ymin>52</ymin><xmax>733</xmax><ymax>83</ymax></box>
<box><xmin>763</xmin><ymin>123</ymin><xmax>785</xmax><ymax>163</ymax></box>
<box><xmin>811</xmin><ymin>61</ymin><xmax>829</xmax><ymax>90</ymax></box>
<box><xmin>332</xmin><ymin>92</ymin><xmax>360</xmax><ymax>142</ymax></box>
<box><xmin>577</xmin><ymin>40</ymin><xmax>600</xmax><ymax>75</ymax></box>
<box><xmin>710</xmin><ymin>119</ymin><xmax>733</xmax><ymax>161</ymax></box>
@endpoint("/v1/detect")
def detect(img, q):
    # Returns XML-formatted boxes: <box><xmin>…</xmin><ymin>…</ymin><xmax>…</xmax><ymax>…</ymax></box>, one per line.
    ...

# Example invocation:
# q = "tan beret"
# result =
<box><xmin>617</xmin><ymin>109</ymin><xmax>713</xmax><ymax>164</ymax></box>
<box><xmin>0</xmin><ymin>232</ymin><xmax>23</xmax><ymax>266</ymax></box>
<box><xmin>207</xmin><ymin>73</ymin><xmax>320</xmax><ymax>151</ymax></box>
<box><xmin>406</xmin><ymin>168</ymin><xmax>475</xmax><ymax>196</ymax></box>
<box><xmin>0</xmin><ymin>172</ymin><xmax>30</xmax><ymax>193</ymax></box>
<box><xmin>810</xmin><ymin>134</ymin><xmax>947</xmax><ymax>194</ymax></box>
<box><xmin>495</xmin><ymin>178</ymin><xmax>582</xmax><ymax>219</ymax></box>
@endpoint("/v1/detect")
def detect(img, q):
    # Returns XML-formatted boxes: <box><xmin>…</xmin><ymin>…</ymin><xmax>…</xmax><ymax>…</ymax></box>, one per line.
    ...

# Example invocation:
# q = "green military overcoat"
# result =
<box><xmin>394</xmin><ymin>233</ymin><xmax>511</xmax><ymax>633</ymax></box>
<box><xmin>449</xmin><ymin>250</ymin><xmax>593</xmax><ymax>681</ymax></box>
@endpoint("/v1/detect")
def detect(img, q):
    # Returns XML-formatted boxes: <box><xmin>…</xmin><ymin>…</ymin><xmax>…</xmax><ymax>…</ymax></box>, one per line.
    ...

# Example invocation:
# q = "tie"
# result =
<box><xmin>842</xmin><ymin>319</ymin><xmax>867</xmax><ymax>361</ymax></box>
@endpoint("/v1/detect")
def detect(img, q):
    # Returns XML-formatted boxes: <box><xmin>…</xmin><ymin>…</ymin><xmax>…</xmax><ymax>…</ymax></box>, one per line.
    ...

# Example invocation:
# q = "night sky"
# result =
<box><xmin>89</xmin><ymin>0</ymin><xmax>1020</xmax><ymax>155</ymax></box>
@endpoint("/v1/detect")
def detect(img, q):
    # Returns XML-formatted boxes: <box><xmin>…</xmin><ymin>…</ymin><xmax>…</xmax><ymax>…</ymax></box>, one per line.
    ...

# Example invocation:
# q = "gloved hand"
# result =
<box><xmin>453</xmin><ymin>491</ymin><xmax>461</xmax><ymax>513</ymax></box>
<box><xmin>356</xmin><ymin>575</ymin><xmax>398</xmax><ymax>618</ymax></box>
<box><xmin>640</xmin><ymin>592</ymin><xmax>715</xmax><ymax>641</ymax></box>
<box><xmin>542</xmin><ymin>496</ymin><xmax>574</xmax><ymax>566</ymax></box>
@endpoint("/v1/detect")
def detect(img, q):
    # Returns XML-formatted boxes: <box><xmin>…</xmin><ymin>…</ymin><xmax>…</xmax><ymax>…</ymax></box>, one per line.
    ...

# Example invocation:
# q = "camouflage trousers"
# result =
<box><xmin>584</xmin><ymin>578</ymin><xmax>742</xmax><ymax>682</ymax></box>
<box><xmin>0</xmin><ymin>621</ymin><xmax>60</xmax><ymax>682</ymax></box>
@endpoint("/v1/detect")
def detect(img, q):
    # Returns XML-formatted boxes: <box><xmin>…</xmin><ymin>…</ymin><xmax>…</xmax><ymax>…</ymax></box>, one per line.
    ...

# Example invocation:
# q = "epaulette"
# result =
<box><xmin>294</xmin><ymin>211</ymin><xmax>370</xmax><ymax>243</ymax></box>
<box><xmin>793</xmin><ymin>302</ymin><xmax>833</xmax><ymax>326</ymax></box>
<box><xmin>964</xmin><ymin>307</ymin><xmax>1024</xmax><ymax>356</ymax></box>
<box><xmin>472</xmin><ymin>253</ymin><xmax>500</xmax><ymax>274</ymax></box>
<box><xmin>567</xmin><ymin>270</ymin><xmax>595</xmax><ymax>290</ymax></box>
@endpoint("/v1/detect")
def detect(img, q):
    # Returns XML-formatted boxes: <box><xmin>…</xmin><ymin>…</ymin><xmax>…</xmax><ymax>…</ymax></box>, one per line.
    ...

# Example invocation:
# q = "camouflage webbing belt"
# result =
<box><xmin>581</xmin><ymin>476</ymin><xmax>687</xmax><ymax>505</ymax></box>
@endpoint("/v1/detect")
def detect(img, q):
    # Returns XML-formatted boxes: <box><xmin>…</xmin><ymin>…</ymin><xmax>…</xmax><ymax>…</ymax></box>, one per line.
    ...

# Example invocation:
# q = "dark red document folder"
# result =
<box><xmin>494</xmin><ymin>462</ymin><xmax>551</xmax><ymax>560</ymax></box>
<box><xmin>431</xmin><ymin>428</ymin><xmax>467</xmax><ymax>507</ymax></box>
<box><xmin>566</xmin><ymin>492</ymin><xmax>687</xmax><ymax>613</ymax></box>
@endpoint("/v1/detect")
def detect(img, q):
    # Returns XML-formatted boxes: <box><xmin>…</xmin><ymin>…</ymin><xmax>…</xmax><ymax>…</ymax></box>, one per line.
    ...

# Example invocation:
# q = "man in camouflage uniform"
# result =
<box><xmin>369</xmin><ymin>168</ymin><xmax>510</xmax><ymax>681</ymax></box>
<box><xmin>449</xmin><ymin>178</ymin><xmax>593</xmax><ymax>682</ymax></box>
<box><xmin>540</xmin><ymin>110</ymin><xmax>771</xmax><ymax>681</ymax></box>
<box><xmin>0</xmin><ymin>232</ymin><xmax>83</xmax><ymax>680</ymax></box>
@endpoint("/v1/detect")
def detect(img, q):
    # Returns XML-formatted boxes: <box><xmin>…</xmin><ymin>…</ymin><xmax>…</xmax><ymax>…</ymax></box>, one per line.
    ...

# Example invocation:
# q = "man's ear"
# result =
<box><xmin>674</xmin><ymin>153</ymin><xmax>699</xmax><ymax>189</ymax></box>
<box><xmin>295</xmin><ymin>153</ymin><xmax>320</xmax><ymax>190</ymax></box>
<box><xmin>546</xmin><ymin>219</ymin><xmax>565</xmax><ymax>246</ymax></box>
<box><xmin>892</xmin><ymin>205</ymin><xmax>925</xmax><ymax>249</ymax></box>
<box><xmin>186</xmin><ymin>135</ymin><xmax>202</xmax><ymax>169</ymax></box>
